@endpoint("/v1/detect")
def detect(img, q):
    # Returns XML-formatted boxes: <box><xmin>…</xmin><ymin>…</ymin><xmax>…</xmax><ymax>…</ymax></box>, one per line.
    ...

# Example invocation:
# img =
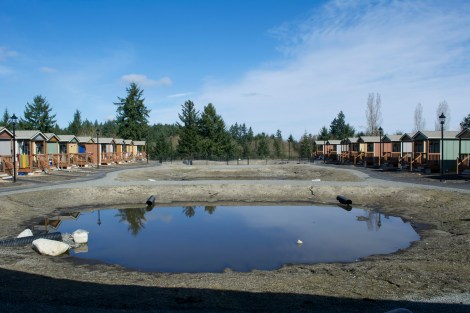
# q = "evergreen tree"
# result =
<box><xmin>300</xmin><ymin>132</ymin><xmax>312</xmax><ymax>158</ymax></box>
<box><xmin>198</xmin><ymin>103</ymin><xmax>229</xmax><ymax>158</ymax></box>
<box><xmin>177</xmin><ymin>100</ymin><xmax>200</xmax><ymax>159</ymax></box>
<box><xmin>100</xmin><ymin>120</ymin><xmax>118</xmax><ymax>137</ymax></box>
<box><xmin>20</xmin><ymin>95</ymin><xmax>57</xmax><ymax>132</ymax></box>
<box><xmin>257</xmin><ymin>133</ymin><xmax>270</xmax><ymax>158</ymax></box>
<box><xmin>329</xmin><ymin>111</ymin><xmax>355</xmax><ymax>139</ymax></box>
<box><xmin>67</xmin><ymin>109</ymin><xmax>83</xmax><ymax>135</ymax></box>
<box><xmin>461</xmin><ymin>114</ymin><xmax>470</xmax><ymax>129</ymax></box>
<box><xmin>318</xmin><ymin>126</ymin><xmax>330</xmax><ymax>141</ymax></box>
<box><xmin>287</xmin><ymin>134</ymin><xmax>294</xmax><ymax>159</ymax></box>
<box><xmin>115</xmin><ymin>82</ymin><xmax>150</xmax><ymax>140</ymax></box>
<box><xmin>1</xmin><ymin>108</ymin><xmax>9</xmax><ymax>128</ymax></box>
<box><xmin>273</xmin><ymin>129</ymin><xmax>283</xmax><ymax>158</ymax></box>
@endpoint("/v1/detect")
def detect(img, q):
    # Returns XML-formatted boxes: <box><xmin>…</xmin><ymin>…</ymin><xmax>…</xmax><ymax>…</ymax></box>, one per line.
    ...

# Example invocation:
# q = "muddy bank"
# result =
<box><xmin>0</xmin><ymin>164</ymin><xmax>469</xmax><ymax>312</ymax></box>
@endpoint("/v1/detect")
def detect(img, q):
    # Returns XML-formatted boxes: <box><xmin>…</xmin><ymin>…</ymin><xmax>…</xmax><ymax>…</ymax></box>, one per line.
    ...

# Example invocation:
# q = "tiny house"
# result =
<box><xmin>456</xmin><ymin>128</ymin><xmax>470</xmax><ymax>173</ymax></box>
<box><xmin>14</xmin><ymin>130</ymin><xmax>48</xmax><ymax>173</ymax></box>
<box><xmin>0</xmin><ymin>127</ymin><xmax>13</xmax><ymax>174</ymax></box>
<box><xmin>411</xmin><ymin>131</ymin><xmax>459</xmax><ymax>171</ymax></box>
<box><xmin>98</xmin><ymin>138</ymin><xmax>116</xmax><ymax>164</ymax></box>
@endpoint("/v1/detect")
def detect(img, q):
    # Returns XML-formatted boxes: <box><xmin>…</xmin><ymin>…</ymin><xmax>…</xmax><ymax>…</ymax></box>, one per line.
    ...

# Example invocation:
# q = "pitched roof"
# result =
<box><xmin>113</xmin><ymin>138</ymin><xmax>125</xmax><ymax>144</ymax></box>
<box><xmin>123</xmin><ymin>139</ymin><xmax>133</xmax><ymax>145</ymax></box>
<box><xmin>57</xmin><ymin>135</ymin><xmax>79</xmax><ymax>142</ymax></box>
<box><xmin>133</xmin><ymin>140</ymin><xmax>146</xmax><ymax>146</ymax></box>
<box><xmin>44</xmin><ymin>133</ymin><xmax>60</xmax><ymax>141</ymax></box>
<box><xmin>98</xmin><ymin>137</ymin><xmax>115</xmax><ymax>144</ymax></box>
<box><xmin>456</xmin><ymin>128</ymin><xmax>470</xmax><ymax>139</ymax></box>
<box><xmin>0</xmin><ymin>127</ymin><xmax>13</xmax><ymax>137</ymax></box>
<box><xmin>326</xmin><ymin>139</ymin><xmax>342</xmax><ymax>145</ymax></box>
<box><xmin>358</xmin><ymin>136</ymin><xmax>380</xmax><ymax>143</ymax></box>
<box><xmin>413</xmin><ymin>131</ymin><xmax>459</xmax><ymax>140</ymax></box>
<box><xmin>15</xmin><ymin>130</ymin><xmax>47</xmax><ymax>141</ymax></box>
<box><xmin>399</xmin><ymin>133</ymin><xmax>414</xmax><ymax>141</ymax></box>
<box><xmin>383</xmin><ymin>135</ymin><xmax>402</xmax><ymax>142</ymax></box>
<box><xmin>76</xmin><ymin>136</ymin><xmax>95</xmax><ymax>143</ymax></box>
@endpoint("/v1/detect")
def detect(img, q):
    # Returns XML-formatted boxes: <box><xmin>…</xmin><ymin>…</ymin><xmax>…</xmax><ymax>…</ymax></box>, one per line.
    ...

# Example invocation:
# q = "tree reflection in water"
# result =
<box><xmin>182</xmin><ymin>206</ymin><xmax>196</xmax><ymax>218</ymax></box>
<box><xmin>204</xmin><ymin>206</ymin><xmax>216</xmax><ymax>215</ymax></box>
<box><xmin>116</xmin><ymin>208</ymin><xmax>147</xmax><ymax>236</ymax></box>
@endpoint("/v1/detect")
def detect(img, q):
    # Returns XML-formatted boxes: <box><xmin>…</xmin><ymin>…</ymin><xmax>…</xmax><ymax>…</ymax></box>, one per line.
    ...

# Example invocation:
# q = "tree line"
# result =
<box><xmin>1</xmin><ymin>86</ymin><xmax>469</xmax><ymax>161</ymax></box>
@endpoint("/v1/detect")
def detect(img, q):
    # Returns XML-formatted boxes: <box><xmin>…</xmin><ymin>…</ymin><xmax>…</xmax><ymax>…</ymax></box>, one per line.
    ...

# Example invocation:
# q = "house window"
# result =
<box><xmin>429</xmin><ymin>141</ymin><xmax>440</xmax><ymax>153</ymax></box>
<box><xmin>18</xmin><ymin>141</ymin><xmax>30</xmax><ymax>155</ymax></box>
<box><xmin>59</xmin><ymin>144</ymin><xmax>67</xmax><ymax>154</ymax></box>
<box><xmin>392</xmin><ymin>143</ymin><xmax>400</xmax><ymax>152</ymax></box>
<box><xmin>414</xmin><ymin>142</ymin><xmax>424</xmax><ymax>153</ymax></box>
<box><xmin>35</xmin><ymin>142</ymin><xmax>44</xmax><ymax>154</ymax></box>
<box><xmin>367</xmin><ymin>143</ymin><xmax>374</xmax><ymax>152</ymax></box>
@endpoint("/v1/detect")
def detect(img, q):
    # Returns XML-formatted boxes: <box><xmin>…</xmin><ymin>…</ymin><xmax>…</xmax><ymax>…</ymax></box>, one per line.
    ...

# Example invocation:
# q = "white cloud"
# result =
<box><xmin>121</xmin><ymin>74</ymin><xmax>172</xmax><ymax>87</ymax></box>
<box><xmin>39</xmin><ymin>66</ymin><xmax>57</xmax><ymax>73</ymax></box>
<box><xmin>196</xmin><ymin>1</ymin><xmax>470</xmax><ymax>138</ymax></box>
<box><xmin>167</xmin><ymin>92</ymin><xmax>193</xmax><ymax>98</ymax></box>
<box><xmin>0</xmin><ymin>46</ymin><xmax>17</xmax><ymax>61</ymax></box>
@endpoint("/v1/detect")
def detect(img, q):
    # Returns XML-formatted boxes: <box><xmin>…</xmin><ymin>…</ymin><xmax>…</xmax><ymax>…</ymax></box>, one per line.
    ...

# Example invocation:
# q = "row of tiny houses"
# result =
<box><xmin>0</xmin><ymin>128</ymin><xmax>146</xmax><ymax>175</ymax></box>
<box><xmin>314</xmin><ymin>128</ymin><xmax>470</xmax><ymax>173</ymax></box>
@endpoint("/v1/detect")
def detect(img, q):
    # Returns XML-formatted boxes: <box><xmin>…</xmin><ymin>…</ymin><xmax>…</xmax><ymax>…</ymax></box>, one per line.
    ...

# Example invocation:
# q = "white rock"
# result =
<box><xmin>17</xmin><ymin>229</ymin><xmax>33</xmax><ymax>238</ymax></box>
<box><xmin>297</xmin><ymin>239</ymin><xmax>303</xmax><ymax>245</ymax></box>
<box><xmin>72</xmin><ymin>229</ymin><xmax>89</xmax><ymax>244</ymax></box>
<box><xmin>32</xmin><ymin>239</ymin><xmax>69</xmax><ymax>256</ymax></box>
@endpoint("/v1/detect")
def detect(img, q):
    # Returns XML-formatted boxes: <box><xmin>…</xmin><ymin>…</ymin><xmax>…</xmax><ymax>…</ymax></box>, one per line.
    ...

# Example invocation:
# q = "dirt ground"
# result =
<box><xmin>0</xmin><ymin>162</ymin><xmax>469</xmax><ymax>312</ymax></box>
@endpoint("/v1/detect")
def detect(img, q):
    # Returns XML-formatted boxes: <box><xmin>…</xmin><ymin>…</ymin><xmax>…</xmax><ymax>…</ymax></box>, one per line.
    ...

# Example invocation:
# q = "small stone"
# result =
<box><xmin>17</xmin><ymin>229</ymin><xmax>33</xmax><ymax>238</ymax></box>
<box><xmin>297</xmin><ymin>239</ymin><xmax>303</xmax><ymax>245</ymax></box>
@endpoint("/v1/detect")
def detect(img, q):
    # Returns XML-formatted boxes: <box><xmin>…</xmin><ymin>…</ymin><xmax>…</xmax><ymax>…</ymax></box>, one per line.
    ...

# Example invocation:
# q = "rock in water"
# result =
<box><xmin>17</xmin><ymin>229</ymin><xmax>33</xmax><ymax>238</ymax></box>
<box><xmin>72</xmin><ymin>229</ymin><xmax>89</xmax><ymax>244</ymax></box>
<box><xmin>32</xmin><ymin>239</ymin><xmax>70</xmax><ymax>256</ymax></box>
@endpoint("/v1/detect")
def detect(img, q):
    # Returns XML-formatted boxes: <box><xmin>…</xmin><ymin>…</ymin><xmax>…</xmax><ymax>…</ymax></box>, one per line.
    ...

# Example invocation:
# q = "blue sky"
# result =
<box><xmin>1</xmin><ymin>0</ymin><xmax>469</xmax><ymax>139</ymax></box>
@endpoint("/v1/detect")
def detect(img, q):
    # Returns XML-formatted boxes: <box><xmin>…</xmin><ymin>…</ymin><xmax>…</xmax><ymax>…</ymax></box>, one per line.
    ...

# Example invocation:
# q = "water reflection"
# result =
<box><xmin>54</xmin><ymin>205</ymin><xmax>419</xmax><ymax>273</ymax></box>
<box><xmin>182</xmin><ymin>206</ymin><xmax>196</xmax><ymax>218</ymax></box>
<box><xmin>115</xmin><ymin>208</ymin><xmax>147</xmax><ymax>236</ymax></box>
<box><xmin>356</xmin><ymin>210</ymin><xmax>388</xmax><ymax>232</ymax></box>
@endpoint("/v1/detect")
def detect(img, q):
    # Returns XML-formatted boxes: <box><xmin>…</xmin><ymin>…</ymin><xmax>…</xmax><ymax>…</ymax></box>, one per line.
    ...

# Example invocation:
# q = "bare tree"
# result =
<box><xmin>413</xmin><ymin>103</ymin><xmax>426</xmax><ymax>132</ymax></box>
<box><xmin>365</xmin><ymin>93</ymin><xmax>382</xmax><ymax>135</ymax></box>
<box><xmin>434</xmin><ymin>100</ymin><xmax>451</xmax><ymax>130</ymax></box>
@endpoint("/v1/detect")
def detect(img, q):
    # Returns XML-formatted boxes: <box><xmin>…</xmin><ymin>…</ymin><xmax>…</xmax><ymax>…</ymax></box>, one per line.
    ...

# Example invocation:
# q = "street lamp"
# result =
<box><xmin>96</xmin><ymin>128</ymin><xmax>100</xmax><ymax>169</ymax></box>
<box><xmin>378</xmin><ymin>127</ymin><xmax>383</xmax><ymax>167</ymax></box>
<box><xmin>10</xmin><ymin>114</ymin><xmax>18</xmax><ymax>182</ymax></box>
<box><xmin>439</xmin><ymin>113</ymin><xmax>446</xmax><ymax>182</ymax></box>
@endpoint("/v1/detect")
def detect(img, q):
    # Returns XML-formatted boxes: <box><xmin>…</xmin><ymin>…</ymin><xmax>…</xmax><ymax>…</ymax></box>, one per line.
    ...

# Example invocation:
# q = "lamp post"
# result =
<box><xmin>10</xmin><ymin>114</ymin><xmax>18</xmax><ymax>182</ymax></box>
<box><xmin>378</xmin><ymin>127</ymin><xmax>383</xmax><ymax>167</ymax></box>
<box><xmin>96</xmin><ymin>128</ymin><xmax>100</xmax><ymax>169</ymax></box>
<box><xmin>439</xmin><ymin>113</ymin><xmax>446</xmax><ymax>182</ymax></box>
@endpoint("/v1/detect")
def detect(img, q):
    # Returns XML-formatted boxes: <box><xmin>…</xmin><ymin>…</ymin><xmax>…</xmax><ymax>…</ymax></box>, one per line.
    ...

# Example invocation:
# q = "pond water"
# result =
<box><xmin>57</xmin><ymin>205</ymin><xmax>419</xmax><ymax>273</ymax></box>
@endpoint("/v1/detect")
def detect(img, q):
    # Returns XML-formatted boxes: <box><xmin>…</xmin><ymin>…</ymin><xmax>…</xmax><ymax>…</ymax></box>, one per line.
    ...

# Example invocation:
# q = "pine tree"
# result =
<box><xmin>177</xmin><ymin>100</ymin><xmax>200</xmax><ymax>159</ymax></box>
<box><xmin>1</xmin><ymin>108</ymin><xmax>9</xmax><ymax>128</ymax></box>
<box><xmin>329</xmin><ymin>111</ymin><xmax>355</xmax><ymax>139</ymax></box>
<box><xmin>461</xmin><ymin>114</ymin><xmax>470</xmax><ymax>129</ymax></box>
<box><xmin>115</xmin><ymin>82</ymin><xmax>150</xmax><ymax>140</ymax></box>
<box><xmin>20</xmin><ymin>95</ymin><xmax>57</xmax><ymax>132</ymax></box>
<box><xmin>67</xmin><ymin>109</ymin><xmax>83</xmax><ymax>135</ymax></box>
<box><xmin>300</xmin><ymin>132</ymin><xmax>312</xmax><ymax>159</ymax></box>
<box><xmin>273</xmin><ymin>129</ymin><xmax>283</xmax><ymax>158</ymax></box>
<box><xmin>198</xmin><ymin>103</ymin><xmax>229</xmax><ymax>158</ymax></box>
<box><xmin>257</xmin><ymin>133</ymin><xmax>270</xmax><ymax>158</ymax></box>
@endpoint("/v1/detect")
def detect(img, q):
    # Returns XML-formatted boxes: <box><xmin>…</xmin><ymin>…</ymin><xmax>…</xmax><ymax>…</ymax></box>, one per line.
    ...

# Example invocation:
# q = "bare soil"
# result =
<box><xmin>0</xmin><ymin>163</ymin><xmax>469</xmax><ymax>312</ymax></box>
